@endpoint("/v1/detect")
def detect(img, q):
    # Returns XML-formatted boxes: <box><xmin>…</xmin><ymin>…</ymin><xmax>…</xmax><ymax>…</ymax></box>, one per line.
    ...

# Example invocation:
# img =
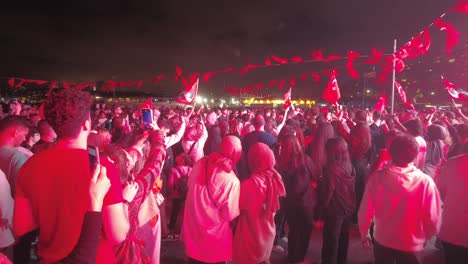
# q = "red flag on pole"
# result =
<box><xmin>283</xmin><ymin>87</ymin><xmax>292</xmax><ymax>110</ymax></box>
<box><xmin>8</xmin><ymin>78</ymin><xmax>15</xmax><ymax>88</ymax></box>
<box><xmin>374</xmin><ymin>92</ymin><xmax>388</xmax><ymax>112</ymax></box>
<box><xmin>322</xmin><ymin>70</ymin><xmax>341</xmax><ymax>104</ymax></box>
<box><xmin>394</xmin><ymin>81</ymin><xmax>407</xmax><ymax>103</ymax></box>
<box><xmin>175</xmin><ymin>78</ymin><xmax>199</xmax><ymax>104</ymax></box>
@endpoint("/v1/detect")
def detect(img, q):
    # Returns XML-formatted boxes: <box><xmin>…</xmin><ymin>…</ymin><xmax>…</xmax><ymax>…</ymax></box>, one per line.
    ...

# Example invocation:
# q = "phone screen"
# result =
<box><xmin>88</xmin><ymin>146</ymin><xmax>100</xmax><ymax>172</ymax></box>
<box><xmin>141</xmin><ymin>109</ymin><xmax>153</xmax><ymax>129</ymax></box>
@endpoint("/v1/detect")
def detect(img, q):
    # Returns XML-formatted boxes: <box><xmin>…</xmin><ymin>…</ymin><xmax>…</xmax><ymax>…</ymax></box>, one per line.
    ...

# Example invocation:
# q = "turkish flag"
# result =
<box><xmin>434</xmin><ymin>18</ymin><xmax>460</xmax><ymax>55</ymax></box>
<box><xmin>442</xmin><ymin>76</ymin><xmax>468</xmax><ymax>101</ymax></box>
<box><xmin>322</xmin><ymin>71</ymin><xmax>341</xmax><ymax>104</ymax></box>
<box><xmin>283</xmin><ymin>87</ymin><xmax>292</xmax><ymax>110</ymax></box>
<box><xmin>141</xmin><ymin>98</ymin><xmax>153</xmax><ymax>109</ymax></box>
<box><xmin>394</xmin><ymin>81</ymin><xmax>407</xmax><ymax>103</ymax></box>
<box><xmin>175</xmin><ymin>78</ymin><xmax>199</xmax><ymax>104</ymax></box>
<box><xmin>374</xmin><ymin>92</ymin><xmax>388</xmax><ymax>112</ymax></box>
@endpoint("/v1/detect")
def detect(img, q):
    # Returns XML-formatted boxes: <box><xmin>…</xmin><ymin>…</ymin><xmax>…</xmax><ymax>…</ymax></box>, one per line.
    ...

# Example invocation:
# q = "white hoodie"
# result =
<box><xmin>359</xmin><ymin>164</ymin><xmax>442</xmax><ymax>252</ymax></box>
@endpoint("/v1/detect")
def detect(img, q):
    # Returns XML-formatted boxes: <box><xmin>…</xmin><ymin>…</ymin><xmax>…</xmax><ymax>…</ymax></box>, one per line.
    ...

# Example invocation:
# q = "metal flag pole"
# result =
<box><xmin>391</xmin><ymin>39</ymin><xmax>397</xmax><ymax>114</ymax></box>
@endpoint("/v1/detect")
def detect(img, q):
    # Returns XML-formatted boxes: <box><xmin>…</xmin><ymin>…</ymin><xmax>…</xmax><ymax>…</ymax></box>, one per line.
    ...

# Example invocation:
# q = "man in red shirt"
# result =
<box><xmin>13</xmin><ymin>89</ymin><xmax>131</xmax><ymax>263</ymax></box>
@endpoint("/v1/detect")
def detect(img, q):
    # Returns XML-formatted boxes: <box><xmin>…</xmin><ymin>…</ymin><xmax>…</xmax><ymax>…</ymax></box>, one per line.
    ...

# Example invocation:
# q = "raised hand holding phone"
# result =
<box><xmin>89</xmin><ymin>165</ymin><xmax>110</xmax><ymax>212</ymax></box>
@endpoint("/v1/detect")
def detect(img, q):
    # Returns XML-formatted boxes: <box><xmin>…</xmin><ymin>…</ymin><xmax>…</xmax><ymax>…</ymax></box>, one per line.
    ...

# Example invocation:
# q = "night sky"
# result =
<box><xmin>0</xmin><ymin>0</ymin><xmax>466</xmax><ymax>97</ymax></box>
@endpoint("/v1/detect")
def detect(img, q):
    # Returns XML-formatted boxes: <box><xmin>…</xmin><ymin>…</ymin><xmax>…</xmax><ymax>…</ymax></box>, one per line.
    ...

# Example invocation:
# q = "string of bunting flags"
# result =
<box><xmin>3</xmin><ymin>0</ymin><xmax>468</xmax><ymax>105</ymax></box>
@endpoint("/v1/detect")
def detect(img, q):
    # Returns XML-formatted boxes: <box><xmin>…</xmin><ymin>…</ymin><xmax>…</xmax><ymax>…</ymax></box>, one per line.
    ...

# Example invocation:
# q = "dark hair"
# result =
<box><xmin>278</xmin><ymin>134</ymin><xmax>306</xmax><ymax>174</ymax></box>
<box><xmin>44</xmin><ymin>89</ymin><xmax>93</xmax><ymax>139</ymax></box>
<box><xmin>354</xmin><ymin>110</ymin><xmax>367</xmax><ymax>123</ymax></box>
<box><xmin>325</xmin><ymin>137</ymin><xmax>351</xmax><ymax>167</ymax></box>
<box><xmin>252</xmin><ymin>114</ymin><xmax>265</xmax><ymax>128</ymax></box>
<box><xmin>37</xmin><ymin>120</ymin><xmax>52</xmax><ymax>135</ymax></box>
<box><xmin>389</xmin><ymin>134</ymin><xmax>419</xmax><ymax>166</ymax></box>
<box><xmin>404</xmin><ymin>119</ymin><xmax>423</xmax><ymax>137</ymax></box>
<box><xmin>373</xmin><ymin>111</ymin><xmax>382</xmax><ymax>120</ymax></box>
<box><xmin>25</xmin><ymin>127</ymin><xmax>39</xmax><ymax>140</ymax></box>
<box><xmin>0</xmin><ymin>115</ymin><xmax>30</xmax><ymax>132</ymax></box>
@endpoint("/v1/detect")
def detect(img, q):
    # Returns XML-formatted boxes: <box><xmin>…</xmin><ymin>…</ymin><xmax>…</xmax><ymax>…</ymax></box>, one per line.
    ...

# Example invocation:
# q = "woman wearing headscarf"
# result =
<box><xmin>423</xmin><ymin>124</ymin><xmax>447</xmax><ymax>181</ymax></box>
<box><xmin>183</xmin><ymin>136</ymin><xmax>242</xmax><ymax>264</ymax></box>
<box><xmin>233</xmin><ymin>143</ymin><xmax>285</xmax><ymax>264</ymax></box>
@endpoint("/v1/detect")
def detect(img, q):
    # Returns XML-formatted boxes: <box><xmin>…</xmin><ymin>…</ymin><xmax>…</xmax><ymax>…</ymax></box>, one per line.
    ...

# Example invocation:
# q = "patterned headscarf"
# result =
<box><xmin>248</xmin><ymin>143</ymin><xmax>286</xmax><ymax>215</ymax></box>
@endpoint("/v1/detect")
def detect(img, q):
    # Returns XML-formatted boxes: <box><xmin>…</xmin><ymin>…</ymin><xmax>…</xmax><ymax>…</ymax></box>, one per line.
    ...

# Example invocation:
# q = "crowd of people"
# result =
<box><xmin>0</xmin><ymin>88</ymin><xmax>467</xmax><ymax>264</ymax></box>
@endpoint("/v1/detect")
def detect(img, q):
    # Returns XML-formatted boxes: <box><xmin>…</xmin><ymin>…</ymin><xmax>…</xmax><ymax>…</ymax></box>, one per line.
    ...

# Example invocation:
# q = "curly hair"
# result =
<box><xmin>44</xmin><ymin>89</ymin><xmax>93</xmax><ymax>139</ymax></box>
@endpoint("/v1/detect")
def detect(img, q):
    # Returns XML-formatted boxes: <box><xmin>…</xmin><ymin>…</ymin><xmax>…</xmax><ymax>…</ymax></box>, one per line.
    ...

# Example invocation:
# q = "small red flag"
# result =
<box><xmin>271</xmin><ymin>54</ymin><xmax>288</xmax><ymax>64</ymax></box>
<box><xmin>283</xmin><ymin>87</ymin><xmax>292</xmax><ymax>109</ymax></box>
<box><xmin>311</xmin><ymin>72</ymin><xmax>321</xmax><ymax>83</ymax></box>
<box><xmin>364</xmin><ymin>48</ymin><xmax>383</xmax><ymax>64</ymax></box>
<box><xmin>269</xmin><ymin>80</ymin><xmax>278</xmax><ymax>88</ymax></box>
<box><xmin>374</xmin><ymin>92</ymin><xmax>388</xmax><ymax>112</ymax></box>
<box><xmin>278</xmin><ymin>80</ymin><xmax>286</xmax><ymax>90</ymax></box>
<box><xmin>310</xmin><ymin>50</ymin><xmax>323</xmax><ymax>60</ymax></box>
<box><xmin>290</xmin><ymin>56</ymin><xmax>304</xmax><ymax>63</ymax></box>
<box><xmin>141</xmin><ymin>98</ymin><xmax>153</xmax><ymax>109</ymax></box>
<box><xmin>240</xmin><ymin>64</ymin><xmax>260</xmax><ymax>75</ymax></box>
<box><xmin>175</xmin><ymin>78</ymin><xmax>199</xmax><ymax>104</ymax></box>
<box><xmin>346</xmin><ymin>51</ymin><xmax>361</xmax><ymax>79</ymax></box>
<box><xmin>175</xmin><ymin>66</ymin><xmax>183</xmax><ymax>80</ymax></box>
<box><xmin>265</xmin><ymin>58</ymin><xmax>272</xmax><ymax>66</ymax></box>
<box><xmin>322</xmin><ymin>70</ymin><xmax>341</xmax><ymax>104</ymax></box>
<box><xmin>289</xmin><ymin>78</ymin><xmax>297</xmax><ymax>87</ymax></box>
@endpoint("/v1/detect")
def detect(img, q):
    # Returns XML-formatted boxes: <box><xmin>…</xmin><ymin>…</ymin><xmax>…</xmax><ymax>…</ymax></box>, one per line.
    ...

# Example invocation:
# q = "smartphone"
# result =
<box><xmin>87</xmin><ymin>145</ymin><xmax>100</xmax><ymax>172</ymax></box>
<box><xmin>141</xmin><ymin>108</ymin><xmax>153</xmax><ymax>129</ymax></box>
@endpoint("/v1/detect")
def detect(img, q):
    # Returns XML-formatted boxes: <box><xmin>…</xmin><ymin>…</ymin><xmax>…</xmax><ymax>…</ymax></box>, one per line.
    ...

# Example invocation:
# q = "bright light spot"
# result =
<box><xmin>366</xmin><ymin>89</ymin><xmax>371</xmax><ymax>93</ymax></box>
<box><xmin>431</xmin><ymin>92</ymin><xmax>435</xmax><ymax>95</ymax></box>
<box><xmin>203</xmin><ymin>98</ymin><xmax>208</xmax><ymax>103</ymax></box>
<box><xmin>196</xmin><ymin>96</ymin><xmax>202</xmax><ymax>104</ymax></box>
<box><xmin>448</xmin><ymin>58</ymin><xmax>456</xmax><ymax>63</ymax></box>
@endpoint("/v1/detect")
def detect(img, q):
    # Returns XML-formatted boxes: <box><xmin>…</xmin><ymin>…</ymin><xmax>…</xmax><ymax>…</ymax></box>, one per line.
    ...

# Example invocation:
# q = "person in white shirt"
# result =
<box><xmin>182</xmin><ymin>136</ymin><xmax>241</xmax><ymax>264</ymax></box>
<box><xmin>0</xmin><ymin>169</ymin><xmax>14</xmax><ymax>262</ymax></box>
<box><xmin>359</xmin><ymin>134</ymin><xmax>441</xmax><ymax>264</ymax></box>
<box><xmin>437</xmin><ymin>151</ymin><xmax>468</xmax><ymax>263</ymax></box>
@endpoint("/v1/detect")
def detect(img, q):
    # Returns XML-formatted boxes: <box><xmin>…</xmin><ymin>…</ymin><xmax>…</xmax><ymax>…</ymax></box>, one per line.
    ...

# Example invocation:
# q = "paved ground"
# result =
<box><xmin>160</xmin><ymin>225</ymin><xmax>444</xmax><ymax>264</ymax></box>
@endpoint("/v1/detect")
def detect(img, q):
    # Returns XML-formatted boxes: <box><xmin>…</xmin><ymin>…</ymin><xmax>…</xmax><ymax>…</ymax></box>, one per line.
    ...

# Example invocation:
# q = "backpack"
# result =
<box><xmin>175</xmin><ymin>167</ymin><xmax>190</xmax><ymax>200</ymax></box>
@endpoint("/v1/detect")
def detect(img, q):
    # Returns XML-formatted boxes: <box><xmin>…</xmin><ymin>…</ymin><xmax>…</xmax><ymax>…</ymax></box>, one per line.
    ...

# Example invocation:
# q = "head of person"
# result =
<box><xmin>325</xmin><ymin>137</ymin><xmax>351</xmax><ymax>167</ymax></box>
<box><xmin>404</xmin><ymin>118</ymin><xmax>423</xmax><ymax>137</ymax></box>
<box><xmin>252</xmin><ymin>114</ymin><xmax>265</xmax><ymax>131</ymax></box>
<box><xmin>184</xmin><ymin>122</ymin><xmax>204</xmax><ymax>141</ymax></box>
<box><xmin>44</xmin><ymin>89</ymin><xmax>93</xmax><ymax>142</ymax></box>
<box><xmin>25</xmin><ymin>128</ymin><xmax>40</xmax><ymax>145</ymax></box>
<box><xmin>248</xmin><ymin>142</ymin><xmax>275</xmax><ymax>174</ymax></box>
<box><xmin>219</xmin><ymin>135</ymin><xmax>242</xmax><ymax>166</ymax></box>
<box><xmin>114</xmin><ymin>105</ymin><xmax>123</xmax><ymax>116</ymax></box>
<box><xmin>0</xmin><ymin>115</ymin><xmax>30</xmax><ymax>147</ymax></box>
<box><xmin>373</xmin><ymin>110</ymin><xmax>382</xmax><ymax>122</ymax></box>
<box><xmin>157</xmin><ymin>118</ymin><xmax>172</xmax><ymax>136</ymax></box>
<box><xmin>37</xmin><ymin>119</ymin><xmax>57</xmax><ymax>142</ymax></box>
<box><xmin>206</xmin><ymin>112</ymin><xmax>218</xmax><ymax>126</ymax></box>
<box><xmin>307</xmin><ymin>122</ymin><xmax>336</xmax><ymax>166</ymax></box>
<box><xmin>88</xmin><ymin>128</ymin><xmax>112</xmax><ymax>150</ymax></box>
<box><xmin>389</xmin><ymin>134</ymin><xmax>419</xmax><ymax>167</ymax></box>
<box><xmin>354</xmin><ymin>110</ymin><xmax>367</xmax><ymax>123</ymax></box>
<box><xmin>278</xmin><ymin>134</ymin><xmax>305</xmax><ymax>173</ymax></box>
<box><xmin>427</xmin><ymin>124</ymin><xmax>447</xmax><ymax>142</ymax></box>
